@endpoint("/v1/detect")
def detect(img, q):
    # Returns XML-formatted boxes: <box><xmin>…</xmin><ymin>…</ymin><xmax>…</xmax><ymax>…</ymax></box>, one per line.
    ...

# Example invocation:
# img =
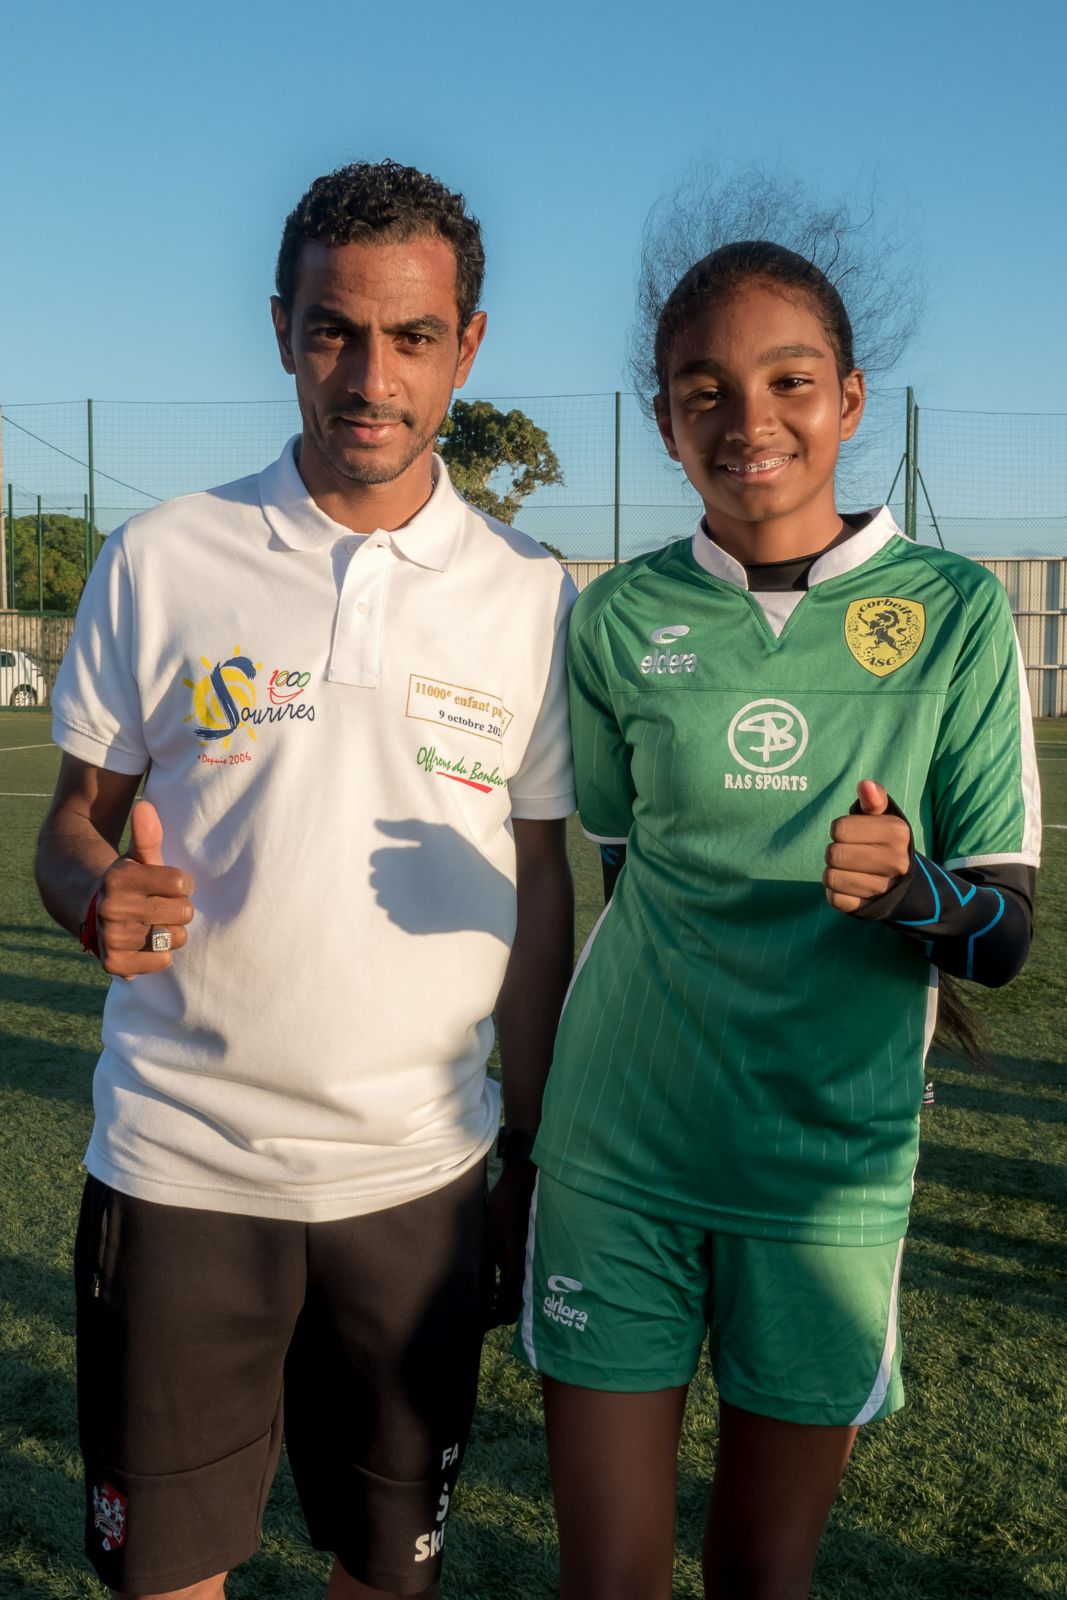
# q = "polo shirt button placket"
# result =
<box><xmin>327</xmin><ymin>539</ymin><xmax>392</xmax><ymax>689</ymax></box>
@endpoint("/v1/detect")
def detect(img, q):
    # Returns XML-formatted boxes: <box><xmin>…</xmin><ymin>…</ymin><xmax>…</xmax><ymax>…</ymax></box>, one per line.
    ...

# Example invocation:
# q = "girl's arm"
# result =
<box><xmin>824</xmin><ymin>781</ymin><xmax>1034</xmax><ymax>988</ymax></box>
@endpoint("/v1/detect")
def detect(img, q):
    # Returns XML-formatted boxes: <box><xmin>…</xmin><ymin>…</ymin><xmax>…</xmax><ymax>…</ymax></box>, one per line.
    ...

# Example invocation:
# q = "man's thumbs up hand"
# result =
<box><xmin>823</xmin><ymin>781</ymin><xmax>912</xmax><ymax>915</ymax></box>
<box><xmin>94</xmin><ymin>801</ymin><xmax>196</xmax><ymax>977</ymax></box>
<box><xmin>129</xmin><ymin>799</ymin><xmax>166</xmax><ymax>867</ymax></box>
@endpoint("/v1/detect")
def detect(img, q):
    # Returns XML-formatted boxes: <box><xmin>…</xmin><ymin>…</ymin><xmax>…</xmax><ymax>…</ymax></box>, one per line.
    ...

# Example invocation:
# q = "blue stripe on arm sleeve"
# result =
<box><xmin>853</xmin><ymin>855</ymin><xmax>1033</xmax><ymax>988</ymax></box>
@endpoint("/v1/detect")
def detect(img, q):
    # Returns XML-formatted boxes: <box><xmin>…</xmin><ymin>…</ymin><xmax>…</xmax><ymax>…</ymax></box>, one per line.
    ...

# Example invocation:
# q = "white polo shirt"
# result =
<box><xmin>52</xmin><ymin>440</ymin><xmax>576</xmax><ymax>1220</ymax></box>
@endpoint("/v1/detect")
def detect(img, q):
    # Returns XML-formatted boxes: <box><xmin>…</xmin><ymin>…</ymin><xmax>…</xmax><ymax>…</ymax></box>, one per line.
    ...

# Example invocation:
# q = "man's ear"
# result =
<box><xmin>454</xmin><ymin>310</ymin><xmax>488</xmax><ymax>390</ymax></box>
<box><xmin>654</xmin><ymin>393</ymin><xmax>680</xmax><ymax>462</ymax></box>
<box><xmin>271</xmin><ymin>296</ymin><xmax>296</xmax><ymax>376</ymax></box>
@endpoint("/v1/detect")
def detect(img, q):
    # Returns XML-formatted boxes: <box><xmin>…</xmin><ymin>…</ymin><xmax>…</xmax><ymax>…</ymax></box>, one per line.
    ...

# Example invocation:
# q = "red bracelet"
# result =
<box><xmin>80</xmin><ymin>891</ymin><xmax>100</xmax><ymax>957</ymax></box>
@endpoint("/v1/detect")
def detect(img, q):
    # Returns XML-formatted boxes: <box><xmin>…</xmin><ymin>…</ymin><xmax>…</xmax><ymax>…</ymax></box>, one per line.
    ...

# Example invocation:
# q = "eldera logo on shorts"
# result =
<box><xmin>543</xmin><ymin>1272</ymin><xmax>588</xmax><ymax>1332</ymax></box>
<box><xmin>725</xmin><ymin>699</ymin><xmax>810</xmax><ymax>793</ymax></box>
<box><xmin>183</xmin><ymin>648</ymin><xmax>317</xmax><ymax>766</ymax></box>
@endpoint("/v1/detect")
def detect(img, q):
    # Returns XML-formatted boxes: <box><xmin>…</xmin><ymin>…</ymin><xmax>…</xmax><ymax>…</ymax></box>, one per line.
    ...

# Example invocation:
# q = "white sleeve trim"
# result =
<box><xmin>1012</xmin><ymin>628</ymin><xmax>1043</xmax><ymax>862</ymax></box>
<box><xmin>581</xmin><ymin>829</ymin><xmax>629</xmax><ymax>846</ymax></box>
<box><xmin>944</xmin><ymin>852</ymin><xmax>1041</xmax><ymax>870</ymax></box>
<box><xmin>52</xmin><ymin>717</ymin><xmax>148</xmax><ymax>776</ymax></box>
<box><xmin>508</xmin><ymin>790</ymin><xmax>577</xmax><ymax>820</ymax></box>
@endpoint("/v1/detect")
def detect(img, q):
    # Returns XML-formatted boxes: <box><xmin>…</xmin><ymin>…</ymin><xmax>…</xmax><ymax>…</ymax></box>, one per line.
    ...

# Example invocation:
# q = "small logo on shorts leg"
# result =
<box><xmin>543</xmin><ymin>1273</ymin><xmax>588</xmax><ymax>1331</ymax></box>
<box><xmin>92</xmin><ymin>1481</ymin><xmax>128</xmax><ymax>1551</ymax></box>
<box><xmin>413</xmin><ymin>1443</ymin><xmax>460</xmax><ymax>1563</ymax></box>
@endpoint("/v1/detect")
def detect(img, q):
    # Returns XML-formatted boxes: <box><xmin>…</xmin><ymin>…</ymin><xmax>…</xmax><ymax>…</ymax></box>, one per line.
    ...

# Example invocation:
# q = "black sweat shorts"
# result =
<box><xmin>75</xmin><ymin>1162</ymin><xmax>489</xmax><ymax>1595</ymax></box>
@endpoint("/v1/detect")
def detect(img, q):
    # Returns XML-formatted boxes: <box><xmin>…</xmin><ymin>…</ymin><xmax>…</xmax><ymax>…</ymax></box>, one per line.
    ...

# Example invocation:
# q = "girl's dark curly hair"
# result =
<box><xmin>276</xmin><ymin>159</ymin><xmax>485</xmax><ymax>328</ymax></box>
<box><xmin>631</xmin><ymin>166</ymin><xmax>921</xmax><ymax>412</ymax></box>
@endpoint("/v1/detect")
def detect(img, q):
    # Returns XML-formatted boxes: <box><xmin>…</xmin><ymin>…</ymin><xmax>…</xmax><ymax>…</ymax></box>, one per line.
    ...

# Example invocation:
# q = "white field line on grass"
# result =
<box><xmin>0</xmin><ymin>791</ymin><xmax>51</xmax><ymax>797</ymax></box>
<box><xmin>0</xmin><ymin>743</ymin><xmax>55</xmax><ymax>753</ymax></box>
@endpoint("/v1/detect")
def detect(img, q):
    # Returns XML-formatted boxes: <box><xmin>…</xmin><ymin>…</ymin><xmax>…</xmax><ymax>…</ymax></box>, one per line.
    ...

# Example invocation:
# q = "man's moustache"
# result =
<box><xmin>333</xmin><ymin>410</ymin><xmax>412</xmax><ymax>426</ymax></box>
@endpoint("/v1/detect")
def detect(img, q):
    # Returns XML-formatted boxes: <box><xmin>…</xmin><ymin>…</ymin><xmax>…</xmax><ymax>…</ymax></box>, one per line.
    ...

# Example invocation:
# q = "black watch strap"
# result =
<box><xmin>496</xmin><ymin>1127</ymin><xmax>538</xmax><ymax>1165</ymax></box>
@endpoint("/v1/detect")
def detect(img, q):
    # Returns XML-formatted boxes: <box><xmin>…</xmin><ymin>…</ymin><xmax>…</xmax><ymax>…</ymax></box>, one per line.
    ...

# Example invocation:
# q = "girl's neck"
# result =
<box><xmin>704</xmin><ymin>512</ymin><xmax>847</xmax><ymax>567</ymax></box>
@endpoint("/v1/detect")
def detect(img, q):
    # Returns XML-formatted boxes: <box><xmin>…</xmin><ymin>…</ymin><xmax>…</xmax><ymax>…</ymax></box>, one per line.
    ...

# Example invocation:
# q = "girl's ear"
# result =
<box><xmin>654</xmin><ymin>393</ymin><xmax>681</xmax><ymax>462</ymax></box>
<box><xmin>840</xmin><ymin>369</ymin><xmax>866</xmax><ymax>442</ymax></box>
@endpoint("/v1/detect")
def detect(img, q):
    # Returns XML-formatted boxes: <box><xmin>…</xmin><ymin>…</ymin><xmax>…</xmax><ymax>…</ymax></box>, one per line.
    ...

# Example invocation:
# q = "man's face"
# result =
<box><xmin>272</xmin><ymin>234</ymin><xmax>485</xmax><ymax>493</ymax></box>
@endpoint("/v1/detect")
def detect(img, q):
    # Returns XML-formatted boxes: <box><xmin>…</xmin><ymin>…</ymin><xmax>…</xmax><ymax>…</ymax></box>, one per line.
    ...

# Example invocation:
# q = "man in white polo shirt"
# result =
<box><xmin>36</xmin><ymin>160</ymin><xmax>576</xmax><ymax>1600</ymax></box>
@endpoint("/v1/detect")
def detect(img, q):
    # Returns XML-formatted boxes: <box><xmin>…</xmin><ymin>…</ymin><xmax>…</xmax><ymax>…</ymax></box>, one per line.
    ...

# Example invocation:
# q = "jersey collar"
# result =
<box><xmin>260</xmin><ymin>437</ymin><xmax>464</xmax><ymax>571</ymax></box>
<box><xmin>689</xmin><ymin>505</ymin><xmax>904</xmax><ymax>590</ymax></box>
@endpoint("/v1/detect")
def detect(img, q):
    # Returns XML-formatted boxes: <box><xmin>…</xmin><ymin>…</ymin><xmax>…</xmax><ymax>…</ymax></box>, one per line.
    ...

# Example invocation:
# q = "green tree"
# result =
<box><xmin>10</xmin><ymin>514</ymin><xmax>104</xmax><ymax>612</ymax></box>
<box><xmin>438</xmin><ymin>400</ymin><xmax>563</xmax><ymax>527</ymax></box>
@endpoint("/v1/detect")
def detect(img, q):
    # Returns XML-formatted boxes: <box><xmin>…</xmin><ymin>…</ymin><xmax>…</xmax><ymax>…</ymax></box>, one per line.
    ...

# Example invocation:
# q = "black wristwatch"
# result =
<box><xmin>496</xmin><ymin>1127</ymin><xmax>538</xmax><ymax>1165</ymax></box>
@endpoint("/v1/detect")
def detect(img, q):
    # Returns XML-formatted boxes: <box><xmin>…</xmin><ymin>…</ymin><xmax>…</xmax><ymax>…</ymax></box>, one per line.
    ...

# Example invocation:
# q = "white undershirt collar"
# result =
<box><xmin>688</xmin><ymin>506</ymin><xmax>905</xmax><ymax>591</ymax></box>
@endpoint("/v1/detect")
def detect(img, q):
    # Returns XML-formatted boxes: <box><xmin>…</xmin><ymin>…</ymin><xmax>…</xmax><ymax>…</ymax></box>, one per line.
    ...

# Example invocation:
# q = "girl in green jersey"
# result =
<box><xmin>517</xmin><ymin>210</ymin><xmax>1039</xmax><ymax>1598</ymax></box>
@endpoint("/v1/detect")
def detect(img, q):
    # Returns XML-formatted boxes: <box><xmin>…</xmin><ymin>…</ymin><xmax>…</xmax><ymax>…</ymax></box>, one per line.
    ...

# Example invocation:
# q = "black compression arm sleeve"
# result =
<box><xmin>850</xmin><ymin>822</ymin><xmax>1035</xmax><ymax>988</ymax></box>
<box><xmin>599</xmin><ymin>842</ymin><xmax>627</xmax><ymax>903</ymax></box>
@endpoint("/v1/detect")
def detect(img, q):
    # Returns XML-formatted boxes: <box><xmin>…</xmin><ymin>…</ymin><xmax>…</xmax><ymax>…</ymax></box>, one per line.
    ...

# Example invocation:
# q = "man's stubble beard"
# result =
<box><xmin>308</xmin><ymin>403</ymin><xmax>451</xmax><ymax>487</ymax></box>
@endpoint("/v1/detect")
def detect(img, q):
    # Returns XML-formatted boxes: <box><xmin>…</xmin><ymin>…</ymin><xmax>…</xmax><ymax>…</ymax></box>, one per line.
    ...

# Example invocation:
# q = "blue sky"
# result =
<box><xmin>2</xmin><ymin>0</ymin><xmax>1065</xmax><ymax>557</ymax></box>
<box><xmin>4</xmin><ymin>0</ymin><xmax>1065</xmax><ymax>409</ymax></box>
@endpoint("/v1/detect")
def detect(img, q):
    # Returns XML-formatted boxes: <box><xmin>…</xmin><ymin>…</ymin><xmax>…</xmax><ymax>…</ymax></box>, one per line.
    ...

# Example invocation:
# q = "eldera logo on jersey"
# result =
<box><xmin>183</xmin><ymin>648</ymin><xmax>317</xmax><ymax>767</ymax></box>
<box><xmin>725</xmin><ymin>699</ymin><xmax>810</xmax><ymax>792</ymax></box>
<box><xmin>639</xmin><ymin>623</ymin><xmax>698</xmax><ymax>676</ymax></box>
<box><xmin>844</xmin><ymin>597</ymin><xmax>926</xmax><ymax>676</ymax></box>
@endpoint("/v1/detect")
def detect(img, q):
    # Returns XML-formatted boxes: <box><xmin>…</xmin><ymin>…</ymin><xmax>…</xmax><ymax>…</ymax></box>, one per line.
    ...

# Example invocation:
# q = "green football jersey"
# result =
<box><xmin>536</xmin><ymin>509</ymin><xmax>1041</xmax><ymax>1245</ymax></box>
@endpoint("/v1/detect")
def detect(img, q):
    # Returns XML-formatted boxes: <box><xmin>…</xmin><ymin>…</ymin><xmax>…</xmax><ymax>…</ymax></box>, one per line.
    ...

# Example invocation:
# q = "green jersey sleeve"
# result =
<box><xmin>568</xmin><ymin>596</ymin><xmax>636</xmax><ymax>845</ymax></box>
<box><xmin>929</xmin><ymin>572</ymin><xmax>1041</xmax><ymax>868</ymax></box>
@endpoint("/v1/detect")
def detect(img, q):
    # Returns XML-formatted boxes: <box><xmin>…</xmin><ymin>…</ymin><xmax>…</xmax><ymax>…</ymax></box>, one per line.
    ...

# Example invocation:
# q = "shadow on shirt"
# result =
<box><xmin>368</xmin><ymin>818</ymin><xmax>515</xmax><ymax>944</ymax></box>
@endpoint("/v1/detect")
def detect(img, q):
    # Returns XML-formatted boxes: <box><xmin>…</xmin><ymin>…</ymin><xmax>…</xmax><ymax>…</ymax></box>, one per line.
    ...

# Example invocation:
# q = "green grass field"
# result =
<box><xmin>1</xmin><ymin>711</ymin><xmax>1064</xmax><ymax>1599</ymax></box>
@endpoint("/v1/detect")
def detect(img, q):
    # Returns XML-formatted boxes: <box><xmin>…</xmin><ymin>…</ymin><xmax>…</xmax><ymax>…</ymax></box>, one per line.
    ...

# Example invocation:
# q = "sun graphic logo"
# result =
<box><xmin>182</xmin><ymin>649</ymin><xmax>262</xmax><ymax>748</ymax></box>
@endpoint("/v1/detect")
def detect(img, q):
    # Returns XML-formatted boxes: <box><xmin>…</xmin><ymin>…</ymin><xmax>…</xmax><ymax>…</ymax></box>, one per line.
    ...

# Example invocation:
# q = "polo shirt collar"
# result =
<box><xmin>688</xmin><ymin>505</ymin><xmax>903</xmax><ymax>591</ymax></box>
<box><xmin>260</xmin><ymin>436</ymin><xmax>464</xmax><ymax>570</ymax></box>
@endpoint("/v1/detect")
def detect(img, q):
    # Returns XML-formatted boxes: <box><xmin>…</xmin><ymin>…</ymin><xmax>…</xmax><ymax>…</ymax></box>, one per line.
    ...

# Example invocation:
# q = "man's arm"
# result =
<box><xmin>36</xmin><ymin>755</ymin><xmax>195</xmax><ymax>977</ymax></box>
<box><xmin>485</xmin><ymin>816</ymin><xmax>574</xmax><ymax>1327</ymax></box>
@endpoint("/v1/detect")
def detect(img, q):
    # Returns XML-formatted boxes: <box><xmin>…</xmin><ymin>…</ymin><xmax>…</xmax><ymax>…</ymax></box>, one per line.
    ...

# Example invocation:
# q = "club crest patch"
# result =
<box><xmin>844</xmin><ymin>597</ymin><xmax>926</xmax><ymax>677</ymax></box>
<box><xmin>92</xmin><ymin>1480</ymin><xmax>128</xmax><ymax>1551</ymax></box>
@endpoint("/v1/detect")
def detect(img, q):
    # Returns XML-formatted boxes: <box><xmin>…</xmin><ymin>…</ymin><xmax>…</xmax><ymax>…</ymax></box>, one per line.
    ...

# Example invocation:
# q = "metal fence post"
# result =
<box><xmin>7</xmin><ymin>483</ymin><xmax>13</xmax><ymax>609</ymax></box>
<box><xmin>0</xmin><ymin>404</ymin><xmax>6</xmax><ymax>612</ymax></box>
<box><xmin>36</xmin><ymin>496</ymin><xmax>44</xmax><ymax>612</ymax></box>
<box><xmin>84</xmin><ymin>494</ymin><xmax>91</xmax><ymax>580</ymax></box>
<box><xmin>87</xmin><ymin>398</ymin><xmax>96</xmax><ymax>569</ymax></box>
<box><xmin>908</xmin><ymin>388</ymin><xmax>921</xmax><ymax>540</ymax></box>
<box><xmin>613</xmin><ymin>391</ymin><xmax>622</xmax><ymax>566</ymax></box>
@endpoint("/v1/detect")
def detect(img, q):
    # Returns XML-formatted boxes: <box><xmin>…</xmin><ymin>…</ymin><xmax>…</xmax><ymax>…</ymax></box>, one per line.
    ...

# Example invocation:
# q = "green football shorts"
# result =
<box><xmin>514</xmin><ymin>1172</ymin><xmax>904</xmax><ymax>1426</ymax></box>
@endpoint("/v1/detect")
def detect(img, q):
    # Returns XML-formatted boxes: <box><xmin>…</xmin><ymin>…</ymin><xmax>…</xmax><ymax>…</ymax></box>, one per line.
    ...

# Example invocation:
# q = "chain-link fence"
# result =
<box><xmin>1</xmin><ymin>392</ymin><xmax>1065</xmax><ymax>708</ymax></box>
<box><xmin>3</xmin><ymin>391</ymin><xmax>1065</xmax><ymax>581</ymax></box>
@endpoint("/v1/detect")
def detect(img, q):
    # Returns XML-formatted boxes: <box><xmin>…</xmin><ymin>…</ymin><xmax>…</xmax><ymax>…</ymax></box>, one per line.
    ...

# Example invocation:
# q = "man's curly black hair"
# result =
<box><xmin>275</xmin><ymin>160</ymin><xmax>485</xmax><ymax>327</ymax></box>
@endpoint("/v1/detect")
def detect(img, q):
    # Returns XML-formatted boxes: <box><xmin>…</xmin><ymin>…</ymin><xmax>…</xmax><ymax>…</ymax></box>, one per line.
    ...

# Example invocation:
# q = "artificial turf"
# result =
<box><xmin>0</xmin><ymin>712</ymin><xmax>1063</xmax><ymax>1598</ymax></box>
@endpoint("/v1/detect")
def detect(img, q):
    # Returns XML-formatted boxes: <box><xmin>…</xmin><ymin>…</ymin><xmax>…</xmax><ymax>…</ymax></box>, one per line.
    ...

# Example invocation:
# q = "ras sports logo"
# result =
<box><xmin>728</xmin><ymin>699</ymin><xmax>809</xmax><ymax>772</ymax></box>
<box><xmin>725</xmin><ymin>699</ymin><xmax>810</xmax><ymax>793</ymax></box>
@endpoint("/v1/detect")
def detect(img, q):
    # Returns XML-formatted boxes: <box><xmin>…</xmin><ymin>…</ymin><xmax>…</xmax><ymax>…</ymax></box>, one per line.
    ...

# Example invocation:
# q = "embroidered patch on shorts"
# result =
<box><xmin>92</xmin><ymin>1480</ymin><xmax>128</xmax><ymax>1551</ymax></box>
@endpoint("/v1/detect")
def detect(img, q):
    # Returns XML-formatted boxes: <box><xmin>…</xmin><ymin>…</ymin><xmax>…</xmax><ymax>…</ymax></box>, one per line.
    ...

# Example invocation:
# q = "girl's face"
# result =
<box><xmin>655</xmin><ymin>280</ymin><xmax>865</xmax><ymax>556</ymax></box>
